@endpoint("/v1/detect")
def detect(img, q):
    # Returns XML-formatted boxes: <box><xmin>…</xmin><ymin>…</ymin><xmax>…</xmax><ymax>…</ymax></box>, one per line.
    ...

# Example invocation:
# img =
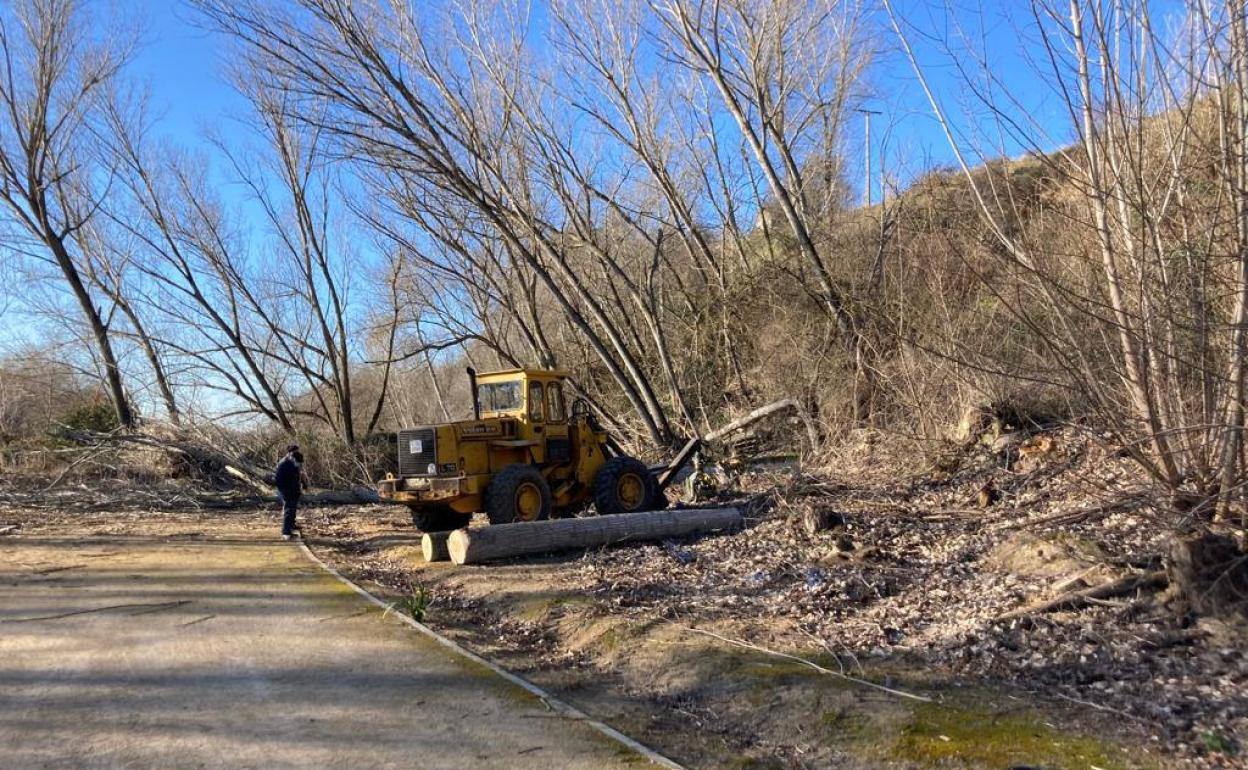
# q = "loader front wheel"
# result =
<box><xmin>486</xmin><ymin>465</ymin><xmax>551</xmax><ymax>525</ymax></box>
<box><xmin>410</xmin><ymin>506</ymin><xmax>471</xmax><ymax>533</ymax></box>
<box><xmin>593</xmin><ymin>456</ymin><xmax>659</xmax><ymax>514</ymax></box>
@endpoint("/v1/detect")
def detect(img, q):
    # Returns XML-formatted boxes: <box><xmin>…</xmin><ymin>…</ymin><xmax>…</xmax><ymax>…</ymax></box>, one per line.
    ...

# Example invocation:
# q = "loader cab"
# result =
<box><xmin>473</xmin><ymin>368</ymin><xmax>568</xmax><ymax>426</ymax></box>
<box><xmin>471</xmin><ymin>368</ymin><xmax>573</xmax><ymax>468</ymax></box>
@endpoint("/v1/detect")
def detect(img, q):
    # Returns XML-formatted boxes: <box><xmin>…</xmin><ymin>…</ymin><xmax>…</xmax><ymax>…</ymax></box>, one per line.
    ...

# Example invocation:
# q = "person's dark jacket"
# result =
<box><xmin>274</xmin><ymin>456</ymin><xmax>302</xmax><ymax>498</ymax></box>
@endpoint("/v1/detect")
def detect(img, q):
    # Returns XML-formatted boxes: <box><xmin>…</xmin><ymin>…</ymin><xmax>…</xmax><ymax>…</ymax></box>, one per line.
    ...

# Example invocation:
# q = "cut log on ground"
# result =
<box><xmin>995</xmin><ymin>570</ymin><xmax>1168</xmax><ymax>622</ymax></box>
<box><xmin>303</xmin><ymin>487</ymin><xmax>382</xmax><ymax>505</ymax></box>
<box><xmin>447</xmin><ymin>508</ymin><xmax>742</xmax><ymax>565</ymax></box>
<box><xmin>422</xmin><ymin>531</ymin><xmax>453</xmax><ymax>562</ymax></box>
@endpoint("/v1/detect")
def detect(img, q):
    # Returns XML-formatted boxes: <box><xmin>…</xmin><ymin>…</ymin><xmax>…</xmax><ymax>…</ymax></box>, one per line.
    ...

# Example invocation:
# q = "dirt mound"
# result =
<box><xmin>985</xmin><ymin>532</ymin><xmax>1123</xmax><ymax>602</ymax></box>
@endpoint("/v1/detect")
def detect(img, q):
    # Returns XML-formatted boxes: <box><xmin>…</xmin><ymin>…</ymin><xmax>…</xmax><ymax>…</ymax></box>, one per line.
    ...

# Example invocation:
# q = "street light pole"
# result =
<box><xmin>857</xmin><ymin>108</ymin><xmax>882</xmax><ymax>207</ymax></box>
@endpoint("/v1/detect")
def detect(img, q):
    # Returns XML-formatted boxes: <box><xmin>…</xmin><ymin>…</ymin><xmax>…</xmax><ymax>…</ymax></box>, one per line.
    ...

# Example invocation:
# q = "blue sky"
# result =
<box><xmin>878</xmin><ymin>0</ymin><xmax>1188</xmax><ymax>187</ymax></box>
<box><xmin>0</xmin><ymin>2</ymin><xmax>248</xmax><ymax>354</ymax></box>
<box><xmin>131</xmin><ymin>1</ymin><xmax>249</xmax><ymax>150</ymax></box>
<box><xmin>870</xmin><ymin>0</ymin><xmax>1057</xmax><ymax>185</ymax></box>
<box><xmin>874</xmin><ymin>1</ymin><xmax>1103</xmax><ymax>197</ymax></box>
<box><xmin>10</xmin><ymin>0</ymin><xmax>1196</xmax><ymax>221</ymax></box>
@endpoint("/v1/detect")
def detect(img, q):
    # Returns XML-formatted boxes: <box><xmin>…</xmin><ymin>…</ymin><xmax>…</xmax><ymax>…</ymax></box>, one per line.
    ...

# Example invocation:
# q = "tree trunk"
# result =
<box><xmin>47</xmin><ymin>236</ymin><xmax>134</xmax><ymax>428</ymax></box>
<box><xmin>115</xmin><ymin>296</ymin><xmax>179</xmax><ymax>425</ymax></box>
<box><xmin>447</xmin><ymin>508</ymin><xmax>742</xmax><ymax>565</ymax></box>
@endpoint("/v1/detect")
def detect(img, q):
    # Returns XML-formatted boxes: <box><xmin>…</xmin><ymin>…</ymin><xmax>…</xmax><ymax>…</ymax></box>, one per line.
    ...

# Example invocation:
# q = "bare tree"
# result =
<box><xmin>104</xmin><ymin>129</ymin><xmax>299</xmax><ymax>433</ymax></box>
<box><xmin>649</xmin><ymin>0</ymin><xmax>874</xmax><ymax>414</ymax></box>
<box><xmin>0</xmin><ymin>0</ymin><xmax>136</xmax><ymax>426</ymax></box>
<box><xmin>192</xmin><ymin>0</ymin><xmax>691</xmax><ymax>447</ymax></box>
<box><xmin>226</xmin><ymin>84</ymin><xmax>362</xmax><ymax>444</ymax></box>
<box><xmin>76</xmin><ymin>221</ymin><xmax>181</xmax><ymax>424</ymax></box>
<box><xmin>886</xmin><ymin>0</ymin><xmax>1248</xmax><ymax>533</ymax></box>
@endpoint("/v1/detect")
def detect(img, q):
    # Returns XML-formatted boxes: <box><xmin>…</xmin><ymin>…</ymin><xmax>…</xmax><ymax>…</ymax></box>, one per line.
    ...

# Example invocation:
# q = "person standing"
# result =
<box><xmin>274</xmin><ymin>445</ymin><xmax>307</xmax><ymax>540</ymax></box>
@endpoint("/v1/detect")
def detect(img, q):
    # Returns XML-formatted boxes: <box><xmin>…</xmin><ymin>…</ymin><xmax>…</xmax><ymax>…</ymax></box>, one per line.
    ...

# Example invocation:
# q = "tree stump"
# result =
<box><xmin>976</xmin><ymin>482</ymin><xmax>999</xmax><ymax>509</ymax></box>
<box><xmin>1167</xmin><ymin>532</ymin><xmax>1248</xmax><ymax>617</ymax></box>
<box><xmin>801</xmin><ymin>507</ymin><xmax>847</xmax><ymax>535</ymax></box>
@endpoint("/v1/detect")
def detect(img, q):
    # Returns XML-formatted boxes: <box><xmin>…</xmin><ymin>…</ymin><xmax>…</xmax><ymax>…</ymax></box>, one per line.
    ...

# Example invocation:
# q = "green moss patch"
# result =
<box><xmin>892</xmin><ymin>701</ymin><xmax>1141</xmax><ymax>769</ymax></box>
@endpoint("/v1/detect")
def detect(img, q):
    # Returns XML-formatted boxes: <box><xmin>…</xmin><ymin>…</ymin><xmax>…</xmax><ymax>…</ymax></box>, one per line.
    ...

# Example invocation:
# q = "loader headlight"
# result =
<box><xmin>427</xmin><ymin>463</ymin><xmax>438</xmax><ymax>476</ymax></box>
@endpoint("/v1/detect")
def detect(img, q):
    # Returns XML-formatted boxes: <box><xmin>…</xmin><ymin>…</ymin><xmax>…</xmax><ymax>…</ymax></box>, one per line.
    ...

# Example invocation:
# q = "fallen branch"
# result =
<box><xmin>62</xmin><ymin>429</ymin><xmax>272</xmax><ymax>493</ymax></box>
<box><xmin>995</xmin><ymin>570</ymin><xmax>1168</xmax><ymax>622</ymax></box>
<box><xmin>179</xmin><ymin>614</ymin><xmax>216</xmax><ymax>627</ymax></box>
<box><xmin>31</xmin><ymin>564</ymin><xmax>84</xmax><ymax>575</ymax></box>
<box><xmin>40</xmin><ymin>439</ymin><xmax>116</xmax><ymax>493</ymax></box>
<box><xmin>994</xmin><ymin>494</ymin><xmax>1148</xmax><ymax>532</ymax></box>
<box><xmin>704</xmin><ymin>398</ymin><xmax>819</xmax><ymax>449</ymax></box>
<box><xmin>1050</xmin><ymin>691</ymin><xmax>1155</xmax><ymax>726</ymax></box>
<box><xmin>676</xmin><ymin>625</ymin><xmax>933</xmax><ymax>703</ymax></box>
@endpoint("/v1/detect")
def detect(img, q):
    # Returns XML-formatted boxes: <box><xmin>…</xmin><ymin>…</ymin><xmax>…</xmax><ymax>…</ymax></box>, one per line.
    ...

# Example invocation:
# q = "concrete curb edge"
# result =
<box><xmin>296</xmin><ymin>540</ymin><xmax>688</xmax><ymax>770</ymax></box>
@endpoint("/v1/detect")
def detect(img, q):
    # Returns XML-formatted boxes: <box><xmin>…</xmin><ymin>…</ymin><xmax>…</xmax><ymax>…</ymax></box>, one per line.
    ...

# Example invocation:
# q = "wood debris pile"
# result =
<box><xmin>301</xmin><ymin>427</ymin><xmax>1245</xmax><ymax>766</ymax></box>
<box><xmin>555</xmin><ymin>433</ymin><xmax>1245</xmax><ymax>763</ymax></box>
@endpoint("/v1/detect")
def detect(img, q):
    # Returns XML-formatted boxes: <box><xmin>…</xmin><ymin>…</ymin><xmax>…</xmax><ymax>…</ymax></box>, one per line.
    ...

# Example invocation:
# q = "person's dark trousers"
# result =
<box><xmin>279</xmin><ymin>492</ymin><xmax>300</xmax><ymax>536</ymax></box>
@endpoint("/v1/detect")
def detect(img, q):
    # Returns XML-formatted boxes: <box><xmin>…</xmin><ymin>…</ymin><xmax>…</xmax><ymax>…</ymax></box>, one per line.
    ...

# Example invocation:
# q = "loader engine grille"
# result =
<box><xmin>398</xmin><ymin>428</ymin><xmax>437</xmax><ymax>476</ymax></box>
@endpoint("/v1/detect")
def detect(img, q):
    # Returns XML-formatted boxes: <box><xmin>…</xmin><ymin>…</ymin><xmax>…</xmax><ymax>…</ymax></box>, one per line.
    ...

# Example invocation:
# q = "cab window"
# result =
<box><xmin>528</xmin><ymin>381</ymin><xmax>545</xmax><ymax>421</ymax></box>
<box><xmin>478</xmin><ymin>381</ymin><xmax>521</xmax><ymax>412</ymax></box>
<box><xmin>546</xmin><ymin>382</ymin><xmax>566</xmax><ymax>422</ymax></box>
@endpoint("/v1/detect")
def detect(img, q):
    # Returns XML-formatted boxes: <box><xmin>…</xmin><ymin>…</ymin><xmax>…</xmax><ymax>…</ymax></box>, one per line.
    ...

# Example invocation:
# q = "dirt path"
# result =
<box><xmin>0</xmin><ymin>533</ymin><xmax>664</xmax><ymax>770</ymax></box>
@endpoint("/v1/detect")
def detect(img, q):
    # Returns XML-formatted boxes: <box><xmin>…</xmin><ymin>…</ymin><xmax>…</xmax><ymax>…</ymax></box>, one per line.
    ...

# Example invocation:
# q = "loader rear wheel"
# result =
<box><xmin>486</xmin><ymin>465</ymin><xmax>551</xmax><ymax>525</ymax></box>
<box><xmin>410</xmin><ymin>506</ymin><xmax>471</xmax><ymax>533</ymax></box>
<box><xmin>593</xmin><ymin>456</ymin><xmax>659</xmax><ymax>514</ymax></box>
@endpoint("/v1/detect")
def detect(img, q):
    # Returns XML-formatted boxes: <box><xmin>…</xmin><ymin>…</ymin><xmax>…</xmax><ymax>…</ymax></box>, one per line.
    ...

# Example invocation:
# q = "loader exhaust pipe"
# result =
<box><xmin>467</xmin><ymin>367</ymin><xmax>480</xmax><ymax>420</ymax></box>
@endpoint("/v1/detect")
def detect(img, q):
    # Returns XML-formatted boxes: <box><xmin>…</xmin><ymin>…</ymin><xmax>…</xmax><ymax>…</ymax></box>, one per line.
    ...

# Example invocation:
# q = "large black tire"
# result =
<box><xmin>485</xmin><ymin>465</ymin><xmax>551</xmax><ymax>525</ymax></box>
<box><xmin>593</xmin><ymin>456</ymin><xmax>660</xmax><ymax>514</ymax></box>
<box><xmin>410</xmin><ymin>505</ymin><xmax>471</xmax><ymax>533</ymax></box>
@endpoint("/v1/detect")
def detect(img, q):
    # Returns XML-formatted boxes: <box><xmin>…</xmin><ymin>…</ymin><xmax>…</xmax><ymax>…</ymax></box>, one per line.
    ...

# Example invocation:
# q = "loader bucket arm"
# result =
<box><xmin>651</xmin><ymin>398</ymin><xmax>813</xmax><ymax>492</ymax></box>
<box><xmin>653</xmin><ymin>436</ymin><xmax>702</xmax><ymax>492</ymax></box>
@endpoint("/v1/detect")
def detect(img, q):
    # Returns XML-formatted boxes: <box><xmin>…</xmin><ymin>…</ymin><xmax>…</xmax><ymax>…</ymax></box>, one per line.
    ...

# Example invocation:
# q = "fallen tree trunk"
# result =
<box><xmin>995</xmin><ymin>570</ymin><xmax>1168</xmax><ymax>622</ymax></box>
<box><xmin>302</xmin><ymin>487</ymin><xmax>382</xmax><ymax>505</ymax></box>
<box><xmin>704</xmin><ymin>399</ymin><xmax>819</xmax><ymax>449</ymax></box>
<box><xmin>422</xmin><ymin>531</ymin><xmax>453</xmax><ymax>562</ymax></box>
<box><xmin>447</xmin><ymin>508</ymin><xmax>742</xmax><ymax>565</ymax></box>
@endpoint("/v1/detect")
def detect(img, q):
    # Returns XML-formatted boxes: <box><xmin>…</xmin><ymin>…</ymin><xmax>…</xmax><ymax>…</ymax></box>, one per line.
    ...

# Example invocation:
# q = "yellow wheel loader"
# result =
<box><xmin>377</xmin><ymin>368</ymin><xmax>698</xmax><ymax>532</ymax></box>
